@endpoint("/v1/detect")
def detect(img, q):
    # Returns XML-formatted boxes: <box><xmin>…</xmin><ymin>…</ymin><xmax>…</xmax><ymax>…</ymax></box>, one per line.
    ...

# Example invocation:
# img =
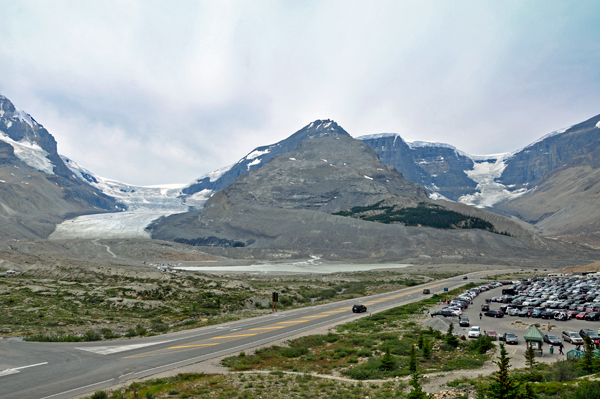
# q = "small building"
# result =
<box><xmin>524</xmin><ymin>325</ymin><xmax>545</xmax><ymax>355</ymax></box>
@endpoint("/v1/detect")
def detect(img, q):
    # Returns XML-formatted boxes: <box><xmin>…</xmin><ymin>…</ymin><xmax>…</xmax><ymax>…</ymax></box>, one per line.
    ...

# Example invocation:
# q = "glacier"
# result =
<box><xmin>51</xmin><ymin>156</ymin><xmax>213</xmax><ymax>240</ymax></box>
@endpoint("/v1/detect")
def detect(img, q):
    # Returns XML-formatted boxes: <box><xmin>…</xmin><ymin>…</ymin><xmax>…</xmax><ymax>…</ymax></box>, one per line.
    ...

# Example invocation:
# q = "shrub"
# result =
<box><xmin>90</xmin><ymin>391</ymin><xmax>108</xmax><ymax>399</ymax></box>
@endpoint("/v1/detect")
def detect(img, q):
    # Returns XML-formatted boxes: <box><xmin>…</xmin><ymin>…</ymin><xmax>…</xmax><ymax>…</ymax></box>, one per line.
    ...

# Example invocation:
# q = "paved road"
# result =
<box><xmin>0</xmin><ymin>270</ymin><xmax>500</xmax><ymax>399</ymax></box>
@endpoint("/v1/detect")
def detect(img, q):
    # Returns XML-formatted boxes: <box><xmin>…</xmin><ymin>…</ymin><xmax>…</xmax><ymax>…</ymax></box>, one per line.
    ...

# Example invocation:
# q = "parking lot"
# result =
<box><xmin>431</xmin><ymin>276</ymin><xmax>600</xmax><ymax>362</ymax></box>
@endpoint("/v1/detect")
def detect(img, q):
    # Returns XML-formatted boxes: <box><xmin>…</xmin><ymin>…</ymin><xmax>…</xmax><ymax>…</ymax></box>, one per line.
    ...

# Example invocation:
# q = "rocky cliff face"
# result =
<box><xmin>499</xmin><ymin>114</ymin><xmax>600</xmax><ymax>189</ymax></box>
<box><xmin>181</xmin><ymin>120</ymin><xmax>352</xmax><ymax>197</ymax></box>
<box><xmin>358</xmin><ymin>134</ymin><xmax>478</xmax><ymax>201</ymax></box>
<box><xmin>0</xmin><ymin>95</ymin><xmax>123</xmax><ymax>240</ymax></box>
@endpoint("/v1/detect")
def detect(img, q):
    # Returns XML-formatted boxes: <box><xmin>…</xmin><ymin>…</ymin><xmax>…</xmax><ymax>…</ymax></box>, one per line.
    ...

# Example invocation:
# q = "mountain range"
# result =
<box><xmin>1</xmin><ymin>93</ymin><xmax>599</xmax><ymax>263</ymax></box>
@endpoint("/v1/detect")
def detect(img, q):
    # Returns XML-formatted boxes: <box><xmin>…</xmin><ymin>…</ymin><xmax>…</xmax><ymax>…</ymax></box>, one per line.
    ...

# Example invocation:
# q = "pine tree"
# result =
<box><xmin>581</xmin><ymin>336</ymin><xmax>595</xmax><ymax>374</ymax></box>
<box><xmin>406</xmin><ymin>371</ymin><xmax>428</xmax><ymax>399</ymax></box>
<box><xmin>524</xmin><ymin>342</ymin><xmax>536</xmax><ymax>375</ymax></box>
<box><xmin>418</xmin><ymin>332</ymin><xmax>424</xmax><ymax>349</ymax></box>
<box><xmin>380</xmin><ymin>344</ymin><xmax>396</xmax><ymax>371</ymax></box>
<box><xmin>487</xmin><ymin>343</ymin><xmax>520</xmax><ymax>399</ymax></box>
<box><xmin>422</xmin><ymin>337</ymin><xmax>432</xmax><ymax>358</ymax></box>
<box><xmin>409</xmin><ymin>344</ymin><xmax>418</xmax><ymax>374</ymax></box>
<box><xmin>518</xmin><ymin>382</ymin><xmax>538</xmax><ymax>399</ymax></box>
<box><xmin>446</xmin><ymin>322</ymin><xmax>459</xmax><ymax>348</ymax></box>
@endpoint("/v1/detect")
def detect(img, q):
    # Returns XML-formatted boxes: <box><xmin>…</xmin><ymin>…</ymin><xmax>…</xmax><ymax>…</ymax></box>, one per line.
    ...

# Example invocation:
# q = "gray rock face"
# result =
<box><xmin>0</xmin><ymin>94</ymin><xmax>124</xmax><ymax>240</ymax></box>
<box><xmin>359</xmin><ymin>134</ymin><xmax>477</xmax><ymax>200</ymax></box>
<box><xmin>499</xmin><ymin>113</ymin><xmax>600</xmax><ymax>189</ymax></box>
<box><xmin>182</xmin><ymin>120</ymin><xmax>351</xmax><ymax>197</ymax></box>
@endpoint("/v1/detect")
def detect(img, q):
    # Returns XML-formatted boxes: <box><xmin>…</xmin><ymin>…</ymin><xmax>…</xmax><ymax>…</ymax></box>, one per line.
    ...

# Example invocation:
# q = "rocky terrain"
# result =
<box><xmin>149</xmin><ymin>121</ymin><xmax>598</xmax><ymax>265</ymax></box>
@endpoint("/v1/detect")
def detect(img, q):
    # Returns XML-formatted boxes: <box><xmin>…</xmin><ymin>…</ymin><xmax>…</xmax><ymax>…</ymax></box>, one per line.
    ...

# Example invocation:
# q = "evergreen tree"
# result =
<box><xmin>518</xmin><ymin>382</ymin><xmax>538</xmax><ymax>399</ymax></box>
<box><xmin>446</xmin><ymin>322</ymin><xmax>459</xmax><ymax>348</ymax></box>
<box><xmin>524</xmin><ymin>342</ymin><xmax>537</xmax><ymax>375</ymax></box>
<box><xmin>409</xmin><ymin>344</ymin><xmax>418</xmax><ymax>374</ymax></box>
<box><xmin>418</xmin><ymin>332</ymin><xmax>424</xmax><ymax>349</ymax></box>
<box><xmin>487</xmin><ymin>343</ymin><xmax>520</xmax><ymax>399</ymax></box>
<box><xmin>581</xmin><ymin>336</ymin><xmax>595</xmax><ymax>374</ymax></box>
<box><xmin>406</xmin><ymin>371</ymin><xmax>428</xmax><ymax>399</ymax></box>
<box><xmin>380</xmin><ymin>345</ymin><xmax>396</xmax><ymax>371</ymax></box>
<box><xmin>422</xmin><ymin>337</ymin><xmax>432</xmax><ymax>358</ymax></box>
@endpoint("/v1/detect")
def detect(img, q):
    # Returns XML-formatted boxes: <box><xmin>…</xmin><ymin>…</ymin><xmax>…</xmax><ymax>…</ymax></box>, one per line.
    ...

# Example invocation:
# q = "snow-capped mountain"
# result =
<box><xmin>0</xmin><ymin>94</ymin><xmax>122</xmax><ymax>240</ymax></box>
<box><xmin>181</xmin><ymin>120</ymin><xmax>349</xmax><ymax>197</ymax></box>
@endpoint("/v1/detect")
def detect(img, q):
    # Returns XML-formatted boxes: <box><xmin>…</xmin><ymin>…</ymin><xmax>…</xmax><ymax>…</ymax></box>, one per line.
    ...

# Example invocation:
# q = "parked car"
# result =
<box><xmin>576</xmin><ymin>312</ymin><xmax>587</xmax><ymax>320</ymax></box>
<box><xmin>431</xmin><ymin>310</ymin><xmax>455</xmax><ymax>317</ymax></box>
<box><xmin>554</xmin><ymin>312</ymin><xmax>570</xmax><ymax>321</ymax></box>
<box><xmin>468</xmin><ymin>326</ymin><xmax>481</xmax><ymax>338</ymax></box>
<box><xmin>423</xmin><ymin>289</ymin><xmax>431</xmax><ymax>294</ymax></box>
<box><xmin>352</xmin><ymin>304</ymin><xmax>367</xmax><ymax>313</ymax></box>
<box><xmin>508</xmin><ymin>308</ymin><xmax>520</xmax><ymax>316</ymax></box>
<box><xmin>543</xmin><ymin>334</ymin><xmax>561</xmax><ymax>345</ymax></box>
<box><xmin>579</xmin><ymin>329</ymin><xmax>600</xmax><ymax>345</ymax></box>
<box><xmin>459</xmin><ymin>317</ymin><xmax>470</xmax><ymax>327</ymax></box>
<box><xmin>584</xmin><ymin>312</ymin><xmax>600</xmax><ymax>321</ymax></box>
<box><xmin>485</xmin><ymin>310</ymin><xmax>504</xmax><ymax>318</ymax></box>
<box><xmin>481</xmin><ymin>304</ymin><xmax>490</xmax><ymax>311</ymax></box>
<box><xmin>486</xmin><ymin>330</ymin><xmax>498</xmax><ymax>341</ymax></box>
<box><xmin>562</xmin><ymin>331</ymin><xmax>584</xmax><ymax>344</ymax></box>
<box><xmin>518</xmin><ymin>309</ymin><xmax>532</xmax><ymax>317</ymax></box>
<box><xmin>499</xmin><ymin>332</ymin><xmax>519</xmax><ymax>345</ymax></box>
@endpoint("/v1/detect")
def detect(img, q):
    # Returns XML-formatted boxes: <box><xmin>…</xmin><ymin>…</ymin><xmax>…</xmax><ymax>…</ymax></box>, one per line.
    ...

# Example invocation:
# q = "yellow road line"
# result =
<box><xmin>301</xmin><ymin>315</ymin><xmax>329</xmax><ymax>319</ymax></box>
<box><xmin>277</xmin><ymin>320</ymin><xmax>308</xmax><ymax>324</ymax></box>
<box><xmin>168</xmin><ymin>343</ymin><xmax>220</xmax><ymax>349</ymax></box>
<box><xmin>211</xmin><ymin>334</ymin><xmax>257</xmax><ymax>339</ymax></box>
<box><xmin>249</xmin><ymin>326</ymin><xmax>287</xmax><ymax>331</ymax></box>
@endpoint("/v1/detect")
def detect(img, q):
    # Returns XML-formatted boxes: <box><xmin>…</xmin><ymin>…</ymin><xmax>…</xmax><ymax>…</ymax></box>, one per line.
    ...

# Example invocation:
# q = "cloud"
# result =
<box><xmin>1</xmin><ymin>1</ymin><xmax>599</xmax><ymax>185</ymax></box>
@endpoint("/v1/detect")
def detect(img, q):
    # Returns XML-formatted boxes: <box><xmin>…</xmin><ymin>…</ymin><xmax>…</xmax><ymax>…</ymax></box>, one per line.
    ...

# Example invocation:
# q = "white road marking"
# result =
<box><xmin>39</xmin><ymin>378</ymin><xmax>115</xmax><ymax>399</ymax></box>
<box><xmin>0</xmin><ymin>362</ymin><xmax>48</xmax><ymax>377</ymax></box>
<box><xmin>76</xmin><ymin>340</ymin><xmax>175</xmax><ymax>355</ymax></box>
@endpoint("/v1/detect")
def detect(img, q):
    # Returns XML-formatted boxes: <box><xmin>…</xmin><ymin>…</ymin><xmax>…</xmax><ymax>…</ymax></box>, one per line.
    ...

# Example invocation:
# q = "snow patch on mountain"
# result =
<box><xmin>458</xmin><ymin>153</ymin><xmax>529</xmax><ymax>208</ymax></box>
<box><xmin>0</xmin><ymin>131</ymin><xmax>54</xmax><ymax>174</ymax></box>
<box><xmin>12</xmin><ymin>107</ymin><xmax>35</xmax><ymax>128</ymax></box>
<box><xmin>192</xmin><ymin>163</ymin><xmax>234</xmax><ymax>183</ymax></box>
<box><xmin>247</xmin><ymin>148</ymin><xmax>270</xmax><ymax>160</ymax></box>
<box><xmin>596</xmin><ymin>121</ymin><xmax>600</xmax><ymax>129</ymax></box>
<box><xmin>356</xmin><ymin>133</ymin><xmax>402</xmax><ymax>141</ymax></box>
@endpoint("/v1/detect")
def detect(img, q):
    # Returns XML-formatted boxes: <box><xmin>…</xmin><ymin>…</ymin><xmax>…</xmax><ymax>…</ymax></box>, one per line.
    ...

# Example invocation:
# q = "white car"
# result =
<box><xmin>468</xmin><ymin>326</ymin><xmax>481</xmax><ymax>338</ymax></box>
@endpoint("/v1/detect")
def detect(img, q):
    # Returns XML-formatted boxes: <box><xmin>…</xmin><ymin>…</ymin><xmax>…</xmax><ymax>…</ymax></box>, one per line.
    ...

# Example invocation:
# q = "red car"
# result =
<box><xmin>576</xmin><ymin>312</ymin><xmax>587</xmax><ymax>320</ymax></box>
<box><xmin>486</xmin><ymin>330</ymin><xmax>498</xmax><ymax>341</ymax></box>
<box><xmin>567</xmin><ymin>310</ymin><xmax>579</xmax><ymax>318</ymax></box>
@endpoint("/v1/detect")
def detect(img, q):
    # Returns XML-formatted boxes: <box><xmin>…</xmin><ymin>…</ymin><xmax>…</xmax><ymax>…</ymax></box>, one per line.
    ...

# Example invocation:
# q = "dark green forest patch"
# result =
<box><xmin>334</xmin><ymin>201</ymin><xmax>507</xmax><ymax>234</ymax></box>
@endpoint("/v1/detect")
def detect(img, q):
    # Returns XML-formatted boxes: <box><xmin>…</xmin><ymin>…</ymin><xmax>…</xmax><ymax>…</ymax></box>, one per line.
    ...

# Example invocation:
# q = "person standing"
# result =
<box><xmin>559</xmin><ymin>342</ymin><xmax>564</xmax><ymax>355</ymax></box>
<box><xmin>479</xmin><ymin>312</ymin><xmax>482</xmax><ymax>320</ymax></box>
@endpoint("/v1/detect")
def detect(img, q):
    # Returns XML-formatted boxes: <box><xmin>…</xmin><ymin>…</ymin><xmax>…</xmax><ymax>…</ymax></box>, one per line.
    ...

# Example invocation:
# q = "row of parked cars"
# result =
<box><xmin>482</xmin><ymin>276</ymin><xmax>600</xmax><ymax>322</ymax></box>
<box><xmin>431</xmin><ymin>281</ymin><xmax>510</xmax><ymax>318</ymax></box>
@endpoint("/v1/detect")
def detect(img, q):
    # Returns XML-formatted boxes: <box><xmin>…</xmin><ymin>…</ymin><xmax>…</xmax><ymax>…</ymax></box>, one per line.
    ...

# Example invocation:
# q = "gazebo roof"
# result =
<box><xmin>524</xmin><ymin>325</ymin><xmax>544</xmax><ymax>341</ymax></box>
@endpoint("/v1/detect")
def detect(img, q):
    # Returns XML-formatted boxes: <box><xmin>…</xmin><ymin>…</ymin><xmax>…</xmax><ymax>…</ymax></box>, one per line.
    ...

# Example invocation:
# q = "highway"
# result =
<box><xmin>0</xmin><ymin>270</ymin><xmax>501</xmax><ymax>399</ymax></box>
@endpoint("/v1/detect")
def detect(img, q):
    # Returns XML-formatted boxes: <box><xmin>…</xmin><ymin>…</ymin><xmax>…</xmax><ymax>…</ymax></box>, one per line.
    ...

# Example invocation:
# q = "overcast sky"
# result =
<box><xmin>1</xmin><ymin>1</ymin><xmax>600</xmax><ymax>185</ymax></box>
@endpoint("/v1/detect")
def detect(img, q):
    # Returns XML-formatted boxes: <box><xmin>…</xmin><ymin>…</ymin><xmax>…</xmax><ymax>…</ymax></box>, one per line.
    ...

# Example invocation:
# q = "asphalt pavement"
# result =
<box><xmin>444</xmin><ymin>285</ymin><xmax>600</xmax><ymax>360</ymax></box>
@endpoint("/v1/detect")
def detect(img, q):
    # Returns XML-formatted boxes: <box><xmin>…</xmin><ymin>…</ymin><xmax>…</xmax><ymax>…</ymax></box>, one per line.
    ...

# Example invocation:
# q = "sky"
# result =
<box><xmin>1</xmin><ymin>1</ymin><xmax>600</xmax><ymax>186</ymax></box>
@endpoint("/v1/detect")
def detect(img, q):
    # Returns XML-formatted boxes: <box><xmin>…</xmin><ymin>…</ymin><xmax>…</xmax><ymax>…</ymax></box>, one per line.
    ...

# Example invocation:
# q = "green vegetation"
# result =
<box><xmin>85</xmin><ymin>372</ymin><xmax>408</xmax><ymax>399</ymax></box>
<box><xmin>222</xmin><ymin>283</ymin><xmax>490</xmax><ymax>380</ymax></box>
<box><xmin>0</xmin><ymin>268</ymin><xmax>442</xmax><ymax>341</ymax></box>
<box><xmin>333</xmin><ymin>201</ymin><xmax>507</xmax><ymax>234</ymax></box>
